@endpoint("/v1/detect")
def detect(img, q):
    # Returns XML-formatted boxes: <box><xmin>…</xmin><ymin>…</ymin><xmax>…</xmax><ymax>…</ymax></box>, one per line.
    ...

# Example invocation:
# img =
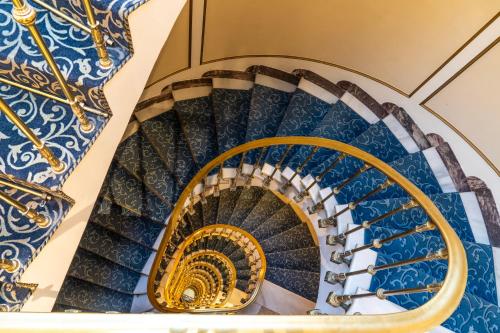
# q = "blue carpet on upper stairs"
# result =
<box><xmin>335</xmin><ymin>150</ymin><xmax>443</xmax><ymax>204</ymax></box>
<box><xmin>265</xmin><ymin>88</ymin><xmax>332</xmax><ymax>166</ymax></box>
<box><xmin>212</xmin><ymin>88</ymin><xmax>252</xmax><ymax>167</ymax></box>
<box><xmin>346</xmin><ymin>192</ymin><xmax>476</xmax><ymax>243</ymax></box>
<box><xmin>316</xmin><ymin>120</ymin><xmax>412</xmax><ymax>189</ymax></box>
<box><xmin>175</xmin><ymin>96</ymin><xmax>219</xmax><ymax>168</ymax></box>
<box><xmin>285</xmin><ymin>100</ymin><xmax>373</xmax><ymax>175</ymax></box>
<box><xmin>139</xmin><ymin>111</ymin><xmax>198</xmax><ymax>189</ymax></box>
<box><xmin>0</xmin><ymin>187</ymin><xmax>72</xmax><ymax>283</ymax></box>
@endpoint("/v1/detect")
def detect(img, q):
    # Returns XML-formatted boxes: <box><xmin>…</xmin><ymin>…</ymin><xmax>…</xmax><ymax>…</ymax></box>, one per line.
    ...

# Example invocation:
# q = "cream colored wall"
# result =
<box><xmin>201</xmin><ymin>0</ymin><xmax>499</xmax><ymax>95</ymax></box>
<box><xmin>425</xmin><ymin>42</ymin><xmax>500</xmax><ymax>168</ymax></box>
<box><xmin>142</xmin><ymin>1</ymin><xmax>500</xmax><ymax>177</ymax></box>
<box><xmin>145</xmin><ymin>1</ymin><xmax>191</xmax><ymax>88</ymax></box>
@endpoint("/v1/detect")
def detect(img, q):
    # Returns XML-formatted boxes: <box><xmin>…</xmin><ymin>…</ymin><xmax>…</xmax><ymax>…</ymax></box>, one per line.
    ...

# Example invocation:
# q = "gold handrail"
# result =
<box><xmin>159</xmin><ymin>224</ymin><xmax>266</xmax><ymax>313</ymax></box>
<box><xmin>0</xmin><ymin>97</ymin><xmax>64</xmax><ymax>173</ymax></box>
<box><xmin>148</xmin><ymin>137</ymin><xmax>467</xmax><ymax>332</ymax></box>
<box><xmin>81</xmin><ymin>0</ymin><xmax>112</xmax><ymax>68</ymax></box>
<box><xmin>11</xmin><ymin>0</ymin><xmax>93</xmax><ymax>133</ymax></box>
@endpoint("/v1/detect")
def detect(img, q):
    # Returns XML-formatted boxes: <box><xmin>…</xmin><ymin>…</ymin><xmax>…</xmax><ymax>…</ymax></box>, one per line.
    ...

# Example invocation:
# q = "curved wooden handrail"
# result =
<box><xmin>148</xmin><ymin>137</ymin><xmax>467</xmax><ymax>332</ymax></box>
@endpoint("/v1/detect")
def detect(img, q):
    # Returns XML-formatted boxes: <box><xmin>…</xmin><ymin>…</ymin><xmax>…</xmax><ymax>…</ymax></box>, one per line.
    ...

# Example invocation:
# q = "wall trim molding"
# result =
<box><xmin>409</xmin><ymin>12</ymin><xmax>499</xmax><ymax>98</ymax></box>
<box><xmin>420</xmin><ymin>105</ymin><xmax>499</xmax><ymax>177</ymax></box>
<box><xmin>421</xmin><ymin>36</ymin><xmax>499</xmax><ymax>104</ymax></box>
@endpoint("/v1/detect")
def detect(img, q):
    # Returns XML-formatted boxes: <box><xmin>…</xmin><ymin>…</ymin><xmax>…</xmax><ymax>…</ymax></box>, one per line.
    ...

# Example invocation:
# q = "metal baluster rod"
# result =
<box><xmin>325</xmin><ymin>248</ymin><xmax>448</xmax><ymax>285</ymax></box>
<box><xmin>0</xmin><ymin>177</ymin><xmax>51</xmax><ymax>201</ymax></box>
<box><xmin>326</xmin><ymin>199</ymin><xmax>418</xmax><ymax>245</ymax></box>
<box><xmin>246</xmin><ymin>147</ymin><xmax>268</xmax><ymax>187</ymax></box>
<box><xmin>280</xmin><ymin>146</ymin><xmax>319</xmax><ymax>192</ymax></box>
<box><xmin>81</xmin><ymin>0</ymin><xmax>113</xmax><ymax>68</ymax></box>
<box><xmin>318</xmin><ymin>179</ymin><xmax>394</xmax><ymax>227</ymax></box>
<box><xmin>231</xmin><ymin>151</ymin><xmax>246</xmax><ymax>191</ymax></box>
<box><xmin>0</xmin><ymin>189</ymin><xmax>50</xmax><ymax>228</ymax></box>
<box><xmin>330</xmin><ymin>221</ymin><xmax>436</xmax><ymax>264</ymax></box>
<box><xmin>263</xmin><ymin>144</ymin><xmax>293</xmax><ymax>187</ymax></box>
<box><xmin>11</xmin><ymin>0</ymin><xmax>94</xmax><ymax>133</ymax></box>
<box><xmin>327</xmin><ymin>283</ymin><xmax>443</xmax><ymax>309</ymax></box>
<box><xmin>294</xmin><ymin>152</ymin><xmax>346</xmax><ymax>202</ymax></box>
<box><xmin>0</xmin><ymin>97</ymin><xmax>64</xmax><ymax>173</ymax></box>
<box><xmin>308</xmin><ymin>163</ymin><xmax>371</xmax><ymax>214</ymax></box>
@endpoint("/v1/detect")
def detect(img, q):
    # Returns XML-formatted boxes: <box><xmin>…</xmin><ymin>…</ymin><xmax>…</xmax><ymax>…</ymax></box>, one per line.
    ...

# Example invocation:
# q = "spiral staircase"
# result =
<box><xmin>0</xmin><ymin>1</ymin><xmax>499</xmax><ymax>332</ymax></box>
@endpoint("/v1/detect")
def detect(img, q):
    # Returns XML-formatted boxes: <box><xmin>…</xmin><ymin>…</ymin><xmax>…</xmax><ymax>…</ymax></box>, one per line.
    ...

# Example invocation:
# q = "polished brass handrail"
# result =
<box><xmin>158</xmin><ymin>224</ymin><xmax>266</xmax><ymax>313</ymax></box>
<box><xmin>11</xmin><ymin>0</ymin><xmax>93</xmax><ymax>133</ymax></box>
<box><xmin>0</xmin><ymin>97</ymin><xmax>64</xmax><ymax>173</ymax></box>
<box><xmin>148</xmin><ymin>137</ymin><xmax>467</xmax><ymax>332</ymax></box>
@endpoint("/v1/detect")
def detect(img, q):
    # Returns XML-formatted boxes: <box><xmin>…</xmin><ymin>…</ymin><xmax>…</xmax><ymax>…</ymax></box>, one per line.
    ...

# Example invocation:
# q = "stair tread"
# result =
<box><xmin>370</xmin><ymin>252</ymin><xmax>500</xmax><ymax>332</ymax></box>
<box><xmin>100</xmin><ymin>162</ymin><xmax>171</xmax><ymax>223</ymax></box>
<box><xmin>79</xmin><ymin>223</ymin><xmax>153</xmax><ymax>273</ymax></box>
<box><xmin>265</xmin><ymin>86</ymin><xmax>332</xmax><ymax>166</ymax></box>
<box><xmin>336</xmin><ymin>149</ymin><xmax>444</xmax><ymax>204</ymax></box>
<box><xmin>317</xmin><ymin>119</ymin><xmax>415</xmax><ymax>189</ymax></box>
<box><xmin>0</xmin><ymin>281</ymin><xmax>34</xmax><ymax>312</ymax></box>
<box><xmin>175</xmin><ymin>96</ymin><xmax>219</xmax><ymax>168</ymax></box>
<box><xmin>266</xmin><ymin>246</ymin><xmax>320</xmax><ymax>272</ymax></box>
<box><xmin>286</xmin><ymin>100</ymin><xmax>372</xmax><ymax>173</ymax></box>
<box><xmin>240</xmin><ymin>191</ymin><xmax>284</xmax><ymax>232</ymax></box>
<box><xmin>217</xmin><ymin>188</ymin><xmax>242</xmax><ymax>225</ymax></box>
<box><xmin>140</xmin><ymin>111</ymin><xmax>198</xmax><ymax>188</ymax></box>
<box><xmin>115</xmin><ymin>131</ymin><xmax>180</xmax><ymax>205</ymax></box>
<box><xmin>67</xmin><ymin>248</ymin><xmax>142</xmax><ymax>294</ymax></box>
<box><xmin>366</xmin><ymin>225</ymin><xmax>498</xmax><ymax>305</ymax></box>
<box><xmin>212</xmin><ymin>87</ymin><xmax>252</xmax><ymax>165</ymax></box>
<box><xmin>55</xmin><ymin>277</ymin><xmax>133</xmax><ymax>313</ymax></box>
<box><xmin>252</xmin><ymin>205</ymin><xmax>302</xmax><ymax>242</ymax></box>
<box><xmin>0</xmin><ymin>189</ymin><xmax>72</xmax><ymax>283</ymax></box>
<box><xmin>260</xmin><ymin>223</ymin><xmax>315</xmax><ymax>253</ymax></box>
<box><xmin>227</xmin><ymin>187</ymin><xmax>265</xmax><ymax>227</ymax></box>
<box><xmin>266</xmin><ymin>266</ymin><xmax>320</xmax><ymax>302</ymax></box>
<box><xmin>202</xmin><ymin>195</ymin><xmax>219</xmax><ymax>226</ymax></box>
<box><xmin>344</xmin><ymin>192</ymin><xmax>477</xmax><ymax>244</ymax></box>
<box><xmin>90</xmin><ymin>209</ymin><xmax>163</xmax><ymax>248</ymax></box>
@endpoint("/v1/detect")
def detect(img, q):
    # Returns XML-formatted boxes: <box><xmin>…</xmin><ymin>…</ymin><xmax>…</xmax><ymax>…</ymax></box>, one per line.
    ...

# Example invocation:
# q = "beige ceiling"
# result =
<box><xmin>202</xmin><ymin>0</ymin><xmax>499</xmax><ymax>95</ymax></box>
<box><xmin>425</xmin><ymin>41</ymin><xmax>500</xmax><ymax>171</ymax></box>
<box><xmin>145</xmin><ymin>1</ymin><xmax>190</xmax><ymax>88</ymax></box>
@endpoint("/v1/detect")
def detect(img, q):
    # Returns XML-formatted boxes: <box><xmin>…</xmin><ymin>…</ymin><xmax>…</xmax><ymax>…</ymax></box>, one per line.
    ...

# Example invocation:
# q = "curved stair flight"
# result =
<box><xmin>52</xmin><ymin>65</ymin><xmax>500</xmax><ymax>332</ymax></box>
